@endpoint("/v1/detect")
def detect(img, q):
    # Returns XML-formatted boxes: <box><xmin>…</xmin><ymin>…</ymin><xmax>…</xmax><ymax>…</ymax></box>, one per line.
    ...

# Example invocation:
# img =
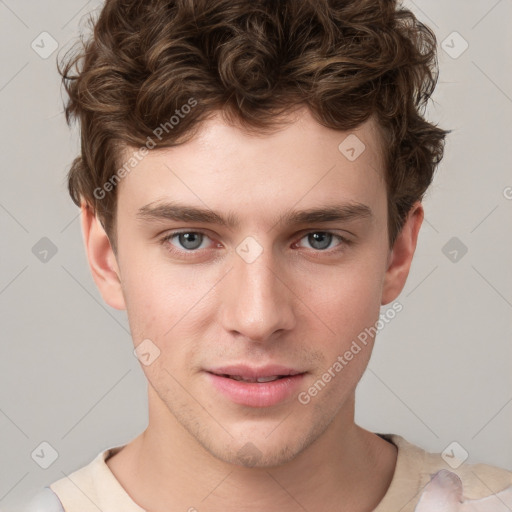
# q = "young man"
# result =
<box><xmin>26</xmin><ymin>0</ymin><xmax>512</xmax><ymax>511</ymax></box>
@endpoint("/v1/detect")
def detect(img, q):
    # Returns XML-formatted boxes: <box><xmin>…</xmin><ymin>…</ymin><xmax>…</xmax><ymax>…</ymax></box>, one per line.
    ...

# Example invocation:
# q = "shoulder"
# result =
<box><xmin>41</xmin><ymin>444</ymin><xmax>143</xmax><ymax>512</ymax></box>
<box><xmin>384</xmin><ymin>434</ymin><xmax>512</xmax><ymax>511</ymax></box>
<box><xmin>23</xmin><ymin>487</ymin><xmax>65</xmax><ymax>512</ymax></box>
<box><xmin>413</xmin><ymin>438</ymin><xmax>512</xmax><ymax>499</ymax></box>
<box><xmin>46</xmin><ymin>448</ymin><xmax>112</xmax><ymax>509</ymax></box>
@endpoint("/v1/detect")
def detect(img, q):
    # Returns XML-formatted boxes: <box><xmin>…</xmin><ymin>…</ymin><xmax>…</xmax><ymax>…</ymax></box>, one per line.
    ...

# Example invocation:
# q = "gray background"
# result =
<box><xmin>1</xmin><ymin>0</ymin><xmax>511</xmax><ymax>510</ymax></box>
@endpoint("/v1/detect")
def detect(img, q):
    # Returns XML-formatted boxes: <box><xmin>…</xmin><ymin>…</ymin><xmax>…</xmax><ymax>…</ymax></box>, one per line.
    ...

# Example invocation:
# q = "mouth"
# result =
<box><xmin>211</xmin><ymin>373</ymin><xmax>302</xmax><ymax>383</ymax></box>
<box><xmin>206</xmin><ymin>364</ymin><xmax>304</xmax><ymax>381</ymax></box>
<box><xmin>220</xmin><ymin>374</ymin><xmax>289</xmax><ymax>383</ymax></box>
<box><xmin>204</xmin><ymin>365</ymin><xmax>306</xmax><ymax>407</ymax></box>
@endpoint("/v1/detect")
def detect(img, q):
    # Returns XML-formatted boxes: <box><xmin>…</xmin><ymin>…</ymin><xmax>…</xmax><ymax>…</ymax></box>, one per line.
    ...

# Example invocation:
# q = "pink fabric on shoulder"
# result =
<box><xmin>414</xmin><ymin>469</ymin><xmax>512</xmax><ymax>512</ymax></box>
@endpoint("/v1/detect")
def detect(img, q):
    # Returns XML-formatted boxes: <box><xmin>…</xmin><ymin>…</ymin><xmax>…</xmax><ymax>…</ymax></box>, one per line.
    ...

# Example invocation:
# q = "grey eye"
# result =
<box><xmin>306</xmin><ymin>232</ymin><xmax>334</xmax><ymax>250</ymax></box>
<box><xmin>176</xmin><ymin>232</ymin><xmax>204</xmax><ymax>250</ymax></box>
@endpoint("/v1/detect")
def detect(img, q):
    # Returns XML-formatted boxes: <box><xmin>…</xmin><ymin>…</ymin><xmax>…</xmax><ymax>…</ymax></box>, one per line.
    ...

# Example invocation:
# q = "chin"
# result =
<box><xmin>217</xmin><ymin>440</ymin><xmax>305</xmax><ymax>469</ymax></box>
<box><xmin>194</xmin><ymin>420</ymin><xmax>326</xmax><ymax>469</ymax></box>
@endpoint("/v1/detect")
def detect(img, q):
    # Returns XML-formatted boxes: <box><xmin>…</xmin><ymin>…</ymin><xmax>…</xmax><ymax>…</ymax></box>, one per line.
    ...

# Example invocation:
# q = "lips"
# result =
<box><xmin>204</xmin><ymin>365</ymin><xmax>306</xmax><ymax>407</ymax></box>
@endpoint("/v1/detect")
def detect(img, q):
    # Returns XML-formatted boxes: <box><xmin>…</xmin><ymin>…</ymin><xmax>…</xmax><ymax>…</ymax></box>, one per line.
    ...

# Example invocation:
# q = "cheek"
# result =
<box><xmin>121</xmin><ymin>263</ymin><xmax>212</xmax><ymax>384</ymax></box>
<box><xmin>120</xmin><ymin>250</ymin><xmax>219</xmax><ymax>349</ymax></box>
<box><xmin>297</xmin><ymin>257</ymin><xmax>385</xmax><ymax>342</ymax></box>
<box><xmin>298</xmin><ymin>264</ymin><xmax>383</xmax><ymax>405</ymax></box>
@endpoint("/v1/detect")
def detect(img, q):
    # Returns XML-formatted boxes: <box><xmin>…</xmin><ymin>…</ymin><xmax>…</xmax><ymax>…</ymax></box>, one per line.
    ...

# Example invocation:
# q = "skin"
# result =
<box><xmin>81</xmin><ymin>105</ymin><xmax>423</xmax><ymax>512</ymax></box>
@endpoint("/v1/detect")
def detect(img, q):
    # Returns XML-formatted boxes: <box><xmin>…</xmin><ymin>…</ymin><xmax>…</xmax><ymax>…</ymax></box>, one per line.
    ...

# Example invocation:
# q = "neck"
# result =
<box><xmin>107</xmin><ymin>387</ymin><xmax>397</xmax><ymax>512</ymax></box>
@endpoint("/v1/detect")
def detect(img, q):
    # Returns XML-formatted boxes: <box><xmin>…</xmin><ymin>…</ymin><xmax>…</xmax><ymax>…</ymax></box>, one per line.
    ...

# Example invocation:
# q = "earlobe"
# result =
<box><xmin>80</xmin><ymin>202</ymin><xmax>126</xmax><ymax>310</ymax></box>
<box><xmin>381</xmin><ymin>202</ymin><xmax>424</xmax><ymax>305</ymax></box>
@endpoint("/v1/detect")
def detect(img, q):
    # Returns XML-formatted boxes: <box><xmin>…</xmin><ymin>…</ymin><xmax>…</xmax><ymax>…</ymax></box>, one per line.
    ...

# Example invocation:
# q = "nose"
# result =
<box><xmin>220</xmin><ymin>243</ymin><xmax>296</xmax><ymax>343</ymax></box>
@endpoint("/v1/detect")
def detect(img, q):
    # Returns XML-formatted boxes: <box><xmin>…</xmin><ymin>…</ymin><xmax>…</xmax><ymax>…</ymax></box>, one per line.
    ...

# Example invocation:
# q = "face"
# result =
<box><xmin>84</xmin><ymin>106</ymin><xmax>421</xmax><ymax>468</ymax></box>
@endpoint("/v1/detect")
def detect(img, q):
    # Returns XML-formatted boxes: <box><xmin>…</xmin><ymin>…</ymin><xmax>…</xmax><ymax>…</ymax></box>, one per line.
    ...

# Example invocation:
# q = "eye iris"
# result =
<box><xmin>179</xmin><ymin>232</ymin><xmax>202</xmax><ymax>250</ymax></box>
<box><xmin>308</xmin><ymin>232</ymin><xmax>332</xmax><ymax>250</ymax></box>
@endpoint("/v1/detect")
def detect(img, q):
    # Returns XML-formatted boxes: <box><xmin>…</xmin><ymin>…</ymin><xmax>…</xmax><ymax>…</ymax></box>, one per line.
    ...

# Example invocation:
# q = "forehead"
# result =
<box><xmin>116</xmin><ymin>107</ymin><xmax>387</xmax><ymax>225</ymax></box>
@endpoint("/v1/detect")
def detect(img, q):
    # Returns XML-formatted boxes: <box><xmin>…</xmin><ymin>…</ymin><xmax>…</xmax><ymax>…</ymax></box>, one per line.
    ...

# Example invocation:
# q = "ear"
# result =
<box><xmin>80</xmin><ymin>202</ymin><xmax>126</xmax><ymax>310</ymax></box>
<box><xmin>381</xmin><ymin>201</ymin><xmax>424</xmax><ymax>305</ymax></box>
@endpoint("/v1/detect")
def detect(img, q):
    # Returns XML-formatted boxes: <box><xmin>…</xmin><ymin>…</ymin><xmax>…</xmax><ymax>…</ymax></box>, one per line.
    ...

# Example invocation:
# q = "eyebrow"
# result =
<box><xmin>136</xmin><ymin>200</ymin><xmax>373</xmax><ymax>229</ymax></box>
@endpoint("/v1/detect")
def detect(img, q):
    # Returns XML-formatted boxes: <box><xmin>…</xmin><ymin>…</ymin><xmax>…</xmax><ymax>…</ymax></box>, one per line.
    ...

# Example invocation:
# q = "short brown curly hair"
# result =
<box><xmin>58</xmin><ymin>0</ymin><xmax>450</xmax><ymax>254</ymax></box>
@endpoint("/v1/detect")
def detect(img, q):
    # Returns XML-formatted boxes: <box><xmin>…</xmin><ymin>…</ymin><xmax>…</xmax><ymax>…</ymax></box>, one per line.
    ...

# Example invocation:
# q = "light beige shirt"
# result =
<box><xmin>27</xmin><ymin>433</ymin><xmax>512</xmax><ymax>512</ymax></box>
